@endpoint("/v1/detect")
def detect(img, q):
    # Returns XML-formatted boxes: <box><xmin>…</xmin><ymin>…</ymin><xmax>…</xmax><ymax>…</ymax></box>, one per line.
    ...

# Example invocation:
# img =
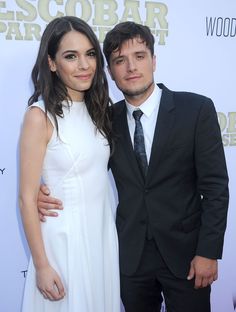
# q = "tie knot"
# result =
<box><xmin>133</xmin><ymin>109</ymin><xmax>143</xmax><ymax>121</ymax></box>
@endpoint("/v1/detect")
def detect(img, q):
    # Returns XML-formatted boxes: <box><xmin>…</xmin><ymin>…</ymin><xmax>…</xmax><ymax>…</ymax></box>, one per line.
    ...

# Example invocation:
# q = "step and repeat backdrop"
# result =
<box><xmin>0</xmin><ymin>0</ymin><xmax>235</xmax><ymax>311</ymax></box>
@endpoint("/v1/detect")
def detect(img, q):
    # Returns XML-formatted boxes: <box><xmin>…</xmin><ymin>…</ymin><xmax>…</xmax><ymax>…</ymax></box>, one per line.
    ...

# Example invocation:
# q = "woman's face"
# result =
<box><xmin>49</xmin><ymin>30</ymin><xmax>97</xmax><ymax>102</ymax></box>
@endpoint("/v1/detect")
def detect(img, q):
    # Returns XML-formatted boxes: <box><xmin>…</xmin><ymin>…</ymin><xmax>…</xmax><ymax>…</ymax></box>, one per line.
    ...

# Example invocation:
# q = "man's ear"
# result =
<box><xmin>152</xmin><ymin>55</ymin><xmax>156</xmax><ymax>72</ymax></box>
<box><xmin>48</xmin><ymin>55</ymin><xmax>57</xmax><ymax>72</ymax></box>
<box><xmin>107</xmin><ymin>65</ymin><xmax>114</xmax><ymax>81</ymax></box>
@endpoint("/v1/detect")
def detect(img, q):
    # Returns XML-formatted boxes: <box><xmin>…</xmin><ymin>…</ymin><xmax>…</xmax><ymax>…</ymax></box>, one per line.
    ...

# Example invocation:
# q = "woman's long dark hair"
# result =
<box><xmin>28</xmin><ymin>16</ymin><xmax>113</xmax><ymax>147</ymax></box>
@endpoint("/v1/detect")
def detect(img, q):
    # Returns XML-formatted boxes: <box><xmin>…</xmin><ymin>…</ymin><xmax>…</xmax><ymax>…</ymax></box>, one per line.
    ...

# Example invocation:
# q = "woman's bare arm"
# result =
<box><xmin>19</xmin><ymin>107</ymin><xmax>65</xmax><ymax>300</ymax></box>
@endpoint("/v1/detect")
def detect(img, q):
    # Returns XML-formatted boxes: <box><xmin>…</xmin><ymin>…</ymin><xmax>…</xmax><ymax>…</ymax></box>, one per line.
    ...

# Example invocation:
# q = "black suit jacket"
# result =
<box><xmin>109</xmin><ymin>83</ymin><xmax>229</xmax><ymax>278</ymax></box>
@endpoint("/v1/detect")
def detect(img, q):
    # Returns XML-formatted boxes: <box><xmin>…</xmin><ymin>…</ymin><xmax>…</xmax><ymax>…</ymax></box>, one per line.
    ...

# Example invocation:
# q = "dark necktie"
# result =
<box><xmin>133</xmin><ymin>109</ymin><xmax>148</xmax><ymax>176</ymax></box>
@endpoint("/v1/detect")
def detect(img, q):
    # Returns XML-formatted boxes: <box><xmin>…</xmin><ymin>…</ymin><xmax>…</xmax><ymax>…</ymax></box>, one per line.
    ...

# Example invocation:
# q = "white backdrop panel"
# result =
<box><xmin>0</xmin><ymin>1</ymin><xmax>235</xmax><ymax>311</ymax></box>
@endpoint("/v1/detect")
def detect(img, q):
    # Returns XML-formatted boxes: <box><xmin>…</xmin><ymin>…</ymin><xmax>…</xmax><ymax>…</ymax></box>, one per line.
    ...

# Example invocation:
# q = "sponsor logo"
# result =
<box><xmin>0</xmin><ymin>168</ymin><xmax>6</xmax><ymax>175</ymax></box>
<box><xmin>21</xmin><ymin>270</ymin><xmax>27</xmax><ymax>278</ymax></box>
<box><xmin>0</xmin><ymin>0</ymin><xmax>168</xmax><ymax>43</ymax></box>
<box><xmin>206</xmin><ymin>17</ymin><xmax>236</xmax><ymax>37</ymax></box>
<box><xmin>217</xmin><ymin>112</ymin><xmax>236</xmax><ymax>147</ymax></box>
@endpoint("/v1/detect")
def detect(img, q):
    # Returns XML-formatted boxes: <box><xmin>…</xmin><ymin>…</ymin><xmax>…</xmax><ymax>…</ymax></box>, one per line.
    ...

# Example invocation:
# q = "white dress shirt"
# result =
<box><xmin>126</xmin><ymin>84</ymin><xmax>162</xmax><ymax>163</ymax></box>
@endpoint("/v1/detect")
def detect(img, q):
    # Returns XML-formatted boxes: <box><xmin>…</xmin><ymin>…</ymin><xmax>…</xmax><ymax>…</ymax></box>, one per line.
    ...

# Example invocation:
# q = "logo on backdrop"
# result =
<box><xmin>0</xmin><ymin>168</ymin><xmax>6</xmax><ymax>175</ymax></box>
<box><xmin>217</xmin><ymin>112</ymin><xmax>236</xmax><ymax>147</ymax></box>
<box><xmin>206</xmin><ymin>17</ymin><xmax>236</xmax><ymax>37</ymax></box>
<box><xmin>21</xmin><ymin>270</ymin><xmax>27</xmax><ymax>278</ymax></box>
<box><xmin>0</xmin><ymin>0</ymin><xmax>168</xmax><ymax>44</ymax></box>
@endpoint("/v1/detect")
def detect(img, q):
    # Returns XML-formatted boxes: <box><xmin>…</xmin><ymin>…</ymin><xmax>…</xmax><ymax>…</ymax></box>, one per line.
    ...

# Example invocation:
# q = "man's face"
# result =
<box><xmin>108</xmin><ymin>37</ymin><xmax>156</xmax><ymax>106</ymax></box>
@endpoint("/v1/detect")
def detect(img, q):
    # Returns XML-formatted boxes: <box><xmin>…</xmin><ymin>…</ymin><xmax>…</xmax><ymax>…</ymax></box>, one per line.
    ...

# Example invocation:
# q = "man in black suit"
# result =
<box><xmin>38</xmin><ymin>22</ymin><xmax>229</xmax><ymax>312</ymax></box>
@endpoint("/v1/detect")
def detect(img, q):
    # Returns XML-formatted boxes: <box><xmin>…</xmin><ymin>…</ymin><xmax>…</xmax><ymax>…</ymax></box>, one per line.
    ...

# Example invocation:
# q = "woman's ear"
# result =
<box><xmin>48</xmin><ymin>55</ymin><xmax>57</xmax><ymax>72</ymax></box>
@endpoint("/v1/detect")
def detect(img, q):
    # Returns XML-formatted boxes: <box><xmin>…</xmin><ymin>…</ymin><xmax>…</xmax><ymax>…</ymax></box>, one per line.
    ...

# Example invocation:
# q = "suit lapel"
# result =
<box><xmin>147</xmin><ymin>84</ymin><xmax>175</xmax><ymax>181</ymax></box>
<box><xmin>114</xmin><ymin>101</ymin><xmax>144</xmax><ymax>184</ymax></box>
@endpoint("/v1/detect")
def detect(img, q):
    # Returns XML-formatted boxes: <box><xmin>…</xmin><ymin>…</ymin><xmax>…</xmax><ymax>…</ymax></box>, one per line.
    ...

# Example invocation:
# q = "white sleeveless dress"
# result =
<box><xmin>21</xmin><ymin>100</ymin><xmax>120</xmax><ymax>312</ymax></box>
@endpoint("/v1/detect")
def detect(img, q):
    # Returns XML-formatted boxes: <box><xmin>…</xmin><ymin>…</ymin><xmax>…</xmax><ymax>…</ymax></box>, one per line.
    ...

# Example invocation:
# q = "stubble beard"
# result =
<box><xmin>120</xmin><ymin>80</ymin><xmax>154</xmax><ymax>99</ymax></box>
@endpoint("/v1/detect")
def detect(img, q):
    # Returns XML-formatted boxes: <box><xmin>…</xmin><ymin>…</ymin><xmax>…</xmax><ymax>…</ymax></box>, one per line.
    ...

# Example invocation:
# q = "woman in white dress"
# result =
<box><xmin>19</xmin><ymin>16</ymin><xmax>120</xmax><ymax>312</ymax></box>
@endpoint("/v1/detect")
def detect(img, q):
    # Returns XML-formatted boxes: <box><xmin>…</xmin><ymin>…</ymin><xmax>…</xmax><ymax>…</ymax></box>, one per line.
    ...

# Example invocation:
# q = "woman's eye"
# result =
<box><xmin>87</xmin><ymin>50</ymin><xmax>96</xmax><ymax>57</ymax></box>
<box><xmin>65</xmin><ymin>54</ymin><xmax>76</xmax><ymax>60</ymax></box>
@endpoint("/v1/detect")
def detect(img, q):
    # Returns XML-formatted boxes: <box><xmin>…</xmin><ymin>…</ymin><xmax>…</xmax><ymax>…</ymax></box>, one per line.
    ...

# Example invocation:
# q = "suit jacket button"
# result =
<box><xmin>145</xmin><ymin>188</ymin><xmax>149</xmax><ymax>193</ymax></box>
<box><xmin>140</xmin><ymin>220</ymin><xmax>146</xmax><ymax>225</ymax></box>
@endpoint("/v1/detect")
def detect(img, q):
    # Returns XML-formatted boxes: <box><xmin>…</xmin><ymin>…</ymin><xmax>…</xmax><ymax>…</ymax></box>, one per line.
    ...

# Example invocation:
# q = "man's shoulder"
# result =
<box><xmin>159</xmin><ymin>83</ymin><xmax>213</xmax><ymax>110</ymax></box>
<box><xmin>113</xmin><ymin>99</ymin><xmax>126</xmax><ymax>108</ymax></box>
<box><xmin>174</xmin><ymin>90</ymin><xmax>211</xmax><ymax>104</ymax></box>
<box><xmin>110</xmin><ymin>99</ymin><xmax>126</xmax><ymax>116</ymax></box>
<box><xmin>159</xmin><ymin>83</ymin><xmax>210</xmax><ymax>101</ymax></box>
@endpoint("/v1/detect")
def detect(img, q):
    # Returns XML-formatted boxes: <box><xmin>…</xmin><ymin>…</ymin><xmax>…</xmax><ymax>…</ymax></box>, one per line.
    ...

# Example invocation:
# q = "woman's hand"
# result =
<box><xmin>36</xmin><ymin>264</ymin><xmax>65</xmax><ymax>300</ymax></box>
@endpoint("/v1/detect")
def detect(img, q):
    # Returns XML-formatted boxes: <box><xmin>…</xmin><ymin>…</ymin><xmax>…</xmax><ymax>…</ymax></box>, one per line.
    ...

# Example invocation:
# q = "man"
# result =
<box><xmin>38</xmin><ymin>22</ymin><xmax>229</xmax><ymax>312</ymax></box>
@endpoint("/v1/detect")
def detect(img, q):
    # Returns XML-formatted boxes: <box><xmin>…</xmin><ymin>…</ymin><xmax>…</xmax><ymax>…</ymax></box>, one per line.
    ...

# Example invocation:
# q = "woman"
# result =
<box><xmin>19</xmin><ymin>16</ymin><xmax>120</xmax><ymax>311</ymax></box>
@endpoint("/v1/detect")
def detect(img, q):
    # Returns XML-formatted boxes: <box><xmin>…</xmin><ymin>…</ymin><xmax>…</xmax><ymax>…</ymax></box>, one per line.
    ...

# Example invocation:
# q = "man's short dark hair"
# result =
<box><xmin>103</xmin><ymin>22</ymin><xmax>155</xmax><ymax>66</ymax></box>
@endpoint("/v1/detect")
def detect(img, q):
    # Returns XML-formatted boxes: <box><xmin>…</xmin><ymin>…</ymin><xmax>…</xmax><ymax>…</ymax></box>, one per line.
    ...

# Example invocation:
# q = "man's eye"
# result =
<box><xmin>115</xmin><ymin>58</ymin><xmax>124</xmax><ymax>65</ymax></box>
<box><xmin>137</xmin><ymin>54</ymin><xmax>144</xmax><ymax>60</ymax></box>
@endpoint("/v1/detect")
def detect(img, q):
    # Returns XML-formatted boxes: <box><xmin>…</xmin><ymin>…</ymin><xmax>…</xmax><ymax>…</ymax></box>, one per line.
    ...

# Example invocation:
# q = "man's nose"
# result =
<box><xmin>127</xmin><ymin>58</ymin><xmax>136</xmax><ymax>72</ymax></box>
